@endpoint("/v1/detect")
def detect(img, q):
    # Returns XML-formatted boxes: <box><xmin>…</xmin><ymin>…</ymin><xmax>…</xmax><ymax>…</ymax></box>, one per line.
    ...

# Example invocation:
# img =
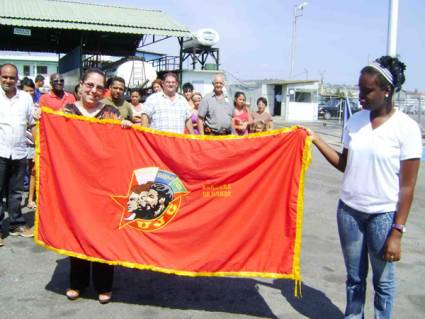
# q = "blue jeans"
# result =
<box><xmin>337</xmin><ymin>200</ymin><xmax>396</xmax><ymax>319</ymax></box>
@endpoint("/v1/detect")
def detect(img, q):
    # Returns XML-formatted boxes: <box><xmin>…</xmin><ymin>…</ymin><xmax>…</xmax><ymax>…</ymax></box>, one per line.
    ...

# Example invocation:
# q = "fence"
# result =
<box><xmin>395</xmin><ymin>97</ymin><xmax>425</xmax><ymax>137</ymax></box>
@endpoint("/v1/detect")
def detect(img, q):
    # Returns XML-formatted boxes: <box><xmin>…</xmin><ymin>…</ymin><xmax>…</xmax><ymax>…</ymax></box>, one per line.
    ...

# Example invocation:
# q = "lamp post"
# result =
<box><xmin>387</xmin><ymin>0</ymin><xmax>399</xmax><ymax>57</ymax></box>
<box><xmin>289</xmin><ymin>1</ymin><xmax>308</xmax><ymax>79</ymax></box>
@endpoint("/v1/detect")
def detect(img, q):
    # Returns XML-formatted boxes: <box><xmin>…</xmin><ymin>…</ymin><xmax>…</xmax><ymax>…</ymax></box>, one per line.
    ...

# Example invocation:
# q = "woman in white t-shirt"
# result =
<box><xmin>307</xmin><ymin>56</ymin><xmax>422</xmax><ymax>319</ymax></box>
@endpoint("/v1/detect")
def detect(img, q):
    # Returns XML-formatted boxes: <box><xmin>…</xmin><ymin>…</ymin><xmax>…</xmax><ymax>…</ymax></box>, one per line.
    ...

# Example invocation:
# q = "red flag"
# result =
<box><xmin>35</xmin><ymin>108</ymin><xmax>311</xmax><ymax>288</ymax></box>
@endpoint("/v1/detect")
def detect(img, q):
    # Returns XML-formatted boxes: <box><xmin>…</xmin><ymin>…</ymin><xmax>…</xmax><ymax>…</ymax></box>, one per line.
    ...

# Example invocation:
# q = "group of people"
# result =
<box><xmin>0</xmin><ymin>55</ymin><xmax>422</xmax><ymax>319</ymax></box>
<box><xmin>0</xmin><ymin>65</ymin><xmax>275</xmax><ymax>304</ymax></box>
<box><xmin>138</xmin><ymin>73</ymin><xmax>273</xmax><ymax>136</ymax></box>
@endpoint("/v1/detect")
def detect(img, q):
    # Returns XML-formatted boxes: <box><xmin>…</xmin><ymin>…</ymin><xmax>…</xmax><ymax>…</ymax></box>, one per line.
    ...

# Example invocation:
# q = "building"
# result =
<box><xmin>0</xmin><ymin>51</ymin><xmax>58</xmax><ymax>80</ymax></box>
<box><xmin>229</xmin><ymin>79</ymin><xmax>320</xmax><ymax>121</ymax></box>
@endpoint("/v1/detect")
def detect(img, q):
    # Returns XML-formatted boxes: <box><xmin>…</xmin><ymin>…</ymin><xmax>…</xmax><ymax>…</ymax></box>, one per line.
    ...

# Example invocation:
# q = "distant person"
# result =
<box><xmin>231</xmin><ymin>91</ymin><xmax>251</xmax><ymax>136</ymax></box>
<box><xmin>307</xmin><ymin>56</ymin><xmax>422</xmax><ymax>319</ymax></box>
<box><xmin>182</xmin><ymin>82</ymin><xmax>194</xmax><ymax>102</ymax></box>
<box><xmin>20</xmin><ymin>77</ymin><xmax>37</xmax><ymax>105</ymax></box>
<box><xmin>130</xmin><ymin>88</ymin><xmax>143</xmax><ymax>123</ymax></box>
<box><xmin>151</xmin><ymin>79</ymin><xmax>162</xmax><ymax>93</ymax></box>
<box><xmin>190</xmin><ymin>92</ymin><xmax>202</xmax><ymax>134</ymax></box>
<box><xmin>197</xmin><ymin>74</ymin><xmax>233</xmax><ymax>135</ymax></box>
<box><xmin>102</xmin><ymin>78</ymin><xmax>113</xmax><ymax>98</ymax></box>
<box><xmin>141</xmin><ymin>72</ymin><xmax>193</xmax><ymax>134</ymax></box>
<box><xmin>73</xmin><ymin>84</ymin><xmax>81</xmax><ymax>101</ymax></box>
<box><xmin>251</xmin><ymin>97</ymin><xmax>273</xmax><ymax>132</ymax></box>
<box><xmin>20</xmin><ymin>78</ymin><xmax>38</xmax><ymax>210</ymax></box>
<box><xmin>0</xmin><ymin>64</ymin><xmax>36</xmax><ymax>246</ymax></box>
<box><xmin>39</xmin><ymin>73</ymin><xmax>75</xmax><ymax>110</ymax></box>
<box><xmin>34</xmin><ymin>74</ymin><xmax>45</xmax><ymax>103</ymax></box>
<box><xmin>101</xmin><ymin>76</ymin><xmax>133</xmax><ymax>121</ymax></box>
<box><xmin>140</xmin><ymin>87</ymin><xmax>152</xmax><ymax>105</ymax></box>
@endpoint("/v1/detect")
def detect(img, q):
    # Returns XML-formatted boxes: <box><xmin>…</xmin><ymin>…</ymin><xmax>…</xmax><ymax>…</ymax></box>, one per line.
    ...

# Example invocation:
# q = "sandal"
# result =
<box><xmin>98</xmin><ymin>292</ymin><xmax>112</xmax><ymax>304</ymax></box>
<box><xmin>66</xmin><ymin>289</ymin><xmax>80</xmax><ymax>301</ymax></box>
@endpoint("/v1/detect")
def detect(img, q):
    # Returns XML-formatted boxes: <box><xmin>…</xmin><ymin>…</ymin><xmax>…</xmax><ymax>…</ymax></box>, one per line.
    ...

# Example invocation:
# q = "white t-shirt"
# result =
<box><xmin>340</xmin><ymin>109</ymin><xmax>422</xmax><ymax>213</ymax></box>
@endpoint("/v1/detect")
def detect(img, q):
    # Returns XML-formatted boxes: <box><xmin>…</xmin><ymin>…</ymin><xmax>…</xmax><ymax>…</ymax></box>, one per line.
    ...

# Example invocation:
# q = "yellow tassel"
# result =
<box><xmin>294</xmin><ymin>279</ymin><xmax>303</xmax><ymax>298</ymax></box>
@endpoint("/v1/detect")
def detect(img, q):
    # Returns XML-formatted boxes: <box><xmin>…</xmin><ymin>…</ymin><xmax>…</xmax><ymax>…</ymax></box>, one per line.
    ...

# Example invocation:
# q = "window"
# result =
<box><xmin>295</xmin><ymin>91</ymin><xmax>312</xmax><ymax>102</ymax></box>
<box><xmin>23</xmin><ymin>65</ymin><xmax>30</xmax><ymax>76</ymax></box>
<box><xmin>36</xmin><ymin>65</ymin><xmax>48</xmax><ymax>74</ymax></box>
<box><xmin>289</xmin><ymin>89</ymin><xmax>315</xmax><ymax>103</ymax></box>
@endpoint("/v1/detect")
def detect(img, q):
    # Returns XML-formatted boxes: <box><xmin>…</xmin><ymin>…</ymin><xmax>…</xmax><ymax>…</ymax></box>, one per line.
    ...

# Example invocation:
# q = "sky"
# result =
<box><xmin>91</xmin><ymin>0</ymin><xmax>425</xmax><ymax>92</ymax></box>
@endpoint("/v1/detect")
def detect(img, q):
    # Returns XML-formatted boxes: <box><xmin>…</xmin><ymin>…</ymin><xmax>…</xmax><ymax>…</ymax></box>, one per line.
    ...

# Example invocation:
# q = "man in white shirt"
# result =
<box><xmin>141</xmin><ymin>73</ymin><xmax>194</xmax><ymax>134</ymax></box>
<box><xmin>0</xmin><ymin>63</ymin><xmax>35</xmax><ymax>245</ymax></box>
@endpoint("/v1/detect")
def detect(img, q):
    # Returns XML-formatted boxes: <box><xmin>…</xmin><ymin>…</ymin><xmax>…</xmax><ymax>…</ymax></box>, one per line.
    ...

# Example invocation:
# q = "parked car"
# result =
<box><xmin>318</xmin><ymin>99</ymin><xmax>361</xmax><ymax>120</ymax></box>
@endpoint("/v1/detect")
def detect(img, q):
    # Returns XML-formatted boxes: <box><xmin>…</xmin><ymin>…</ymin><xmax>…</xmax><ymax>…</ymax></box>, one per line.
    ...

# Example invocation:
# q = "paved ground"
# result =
<box><xmin>0</xmin><ymin>119</ymin><xmax>424</xmax><ymax>318</ymax></box>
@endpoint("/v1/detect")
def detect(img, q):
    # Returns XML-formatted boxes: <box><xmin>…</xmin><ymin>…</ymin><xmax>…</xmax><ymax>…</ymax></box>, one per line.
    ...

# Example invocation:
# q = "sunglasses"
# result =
<box><xmin>83</xmin><ymin>82</ymin><xmax>105</xmax><ymax>92</ymax></box>
<box><xmin>52</xmin><ymin>79</ymin><xmax>64</xmax><ymax>84</ymax></box>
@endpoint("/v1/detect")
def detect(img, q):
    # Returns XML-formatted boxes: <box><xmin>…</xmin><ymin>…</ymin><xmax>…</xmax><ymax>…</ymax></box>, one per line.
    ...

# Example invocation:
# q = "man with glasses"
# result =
<box><xmin>197</xmin><ymin>74</ymin><xmax>233</xmax><ymax>135</ymax></box>
<box><xmin>0</xmin><ymin>64</ymin><xmax>36</xmax><ymax>245</ymax></box>
<box><xmin>39</xmin><ymin>73</ymin><xmax>75</xmax><ymax>110</ymax></box>
<box><xmin>141</xmin><ymin>73</ymin><xmax>193</xmax><ymax>134</ymax></box>
<box><xmin>101</xmin><ymin>76</ymin><xmax>133</xmax><ymax>121</ymax></box>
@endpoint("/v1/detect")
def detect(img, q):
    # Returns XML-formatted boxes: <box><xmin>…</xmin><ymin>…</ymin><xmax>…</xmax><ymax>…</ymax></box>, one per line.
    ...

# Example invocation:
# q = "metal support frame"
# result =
<box><xmin>178</xmin><ymin>37</ymin><xmax>184</xmax><ymax>85</ymax></box>
<box><xmin>181</xmin><ymin>46</ymin><xmax>220</xmax><ymax>70</ymax></box>
<box><xmin>139</xmin><ymin>34</ymin><xmax>172</xmax><ymax>48</ymax></box>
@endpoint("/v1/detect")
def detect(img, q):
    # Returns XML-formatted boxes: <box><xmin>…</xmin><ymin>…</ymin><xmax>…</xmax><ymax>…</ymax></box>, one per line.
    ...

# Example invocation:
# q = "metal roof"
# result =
<box><xmin>0</xmin><ymin>0</ymin><xmax>191</xmax><ymax>37</ymax></box>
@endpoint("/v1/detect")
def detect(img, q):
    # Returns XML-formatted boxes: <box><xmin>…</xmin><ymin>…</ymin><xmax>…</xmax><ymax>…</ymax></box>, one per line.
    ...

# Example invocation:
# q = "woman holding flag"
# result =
<box><xmin>62</xmin><ymin>68</ymin><xmax>132</xmax><ymax>304</ymax></box>
<box><xmin>307</xmin><ymin>56</ymin><xmax>422</xmax><ymax>318</ymax></box>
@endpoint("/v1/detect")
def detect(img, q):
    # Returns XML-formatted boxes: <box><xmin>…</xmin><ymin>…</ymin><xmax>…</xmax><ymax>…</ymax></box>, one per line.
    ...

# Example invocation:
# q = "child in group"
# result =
<box><xmin>231</xmin><ymin>91</ymin><xmax>251</xmax><ymax>135</ymax></box>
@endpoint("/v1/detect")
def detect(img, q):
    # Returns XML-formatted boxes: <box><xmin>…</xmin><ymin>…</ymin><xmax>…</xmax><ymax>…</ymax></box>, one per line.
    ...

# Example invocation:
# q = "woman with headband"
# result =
<box><xmin>307</xmin><ymin>56</ymin><xmax>422</xmax><ymax>318</ymax></box>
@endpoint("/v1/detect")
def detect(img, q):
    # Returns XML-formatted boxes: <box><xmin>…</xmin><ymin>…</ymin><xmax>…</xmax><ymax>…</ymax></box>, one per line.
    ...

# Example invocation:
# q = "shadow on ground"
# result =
<box><xmin>269</xmin><ymin>279</ymin><xmax>344</xmax><ymax>319</ymax></box>
<box><xmin>46</xmin><ymin>258</ymin><xmax>279</xmax><ymax>318</ymax></box>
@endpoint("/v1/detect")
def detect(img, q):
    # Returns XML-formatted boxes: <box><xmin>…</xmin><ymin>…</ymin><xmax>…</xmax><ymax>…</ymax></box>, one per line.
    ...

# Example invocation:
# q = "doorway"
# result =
<box><xmin>274</xmin><ymin>85</ymin><xmax>282</xmax><ymax>116</ymax></box>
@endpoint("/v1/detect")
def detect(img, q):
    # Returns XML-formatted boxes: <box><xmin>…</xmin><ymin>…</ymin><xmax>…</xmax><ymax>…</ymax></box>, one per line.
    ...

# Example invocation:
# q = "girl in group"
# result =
<box><xmin>190</xmin><ymin>92</ymin><xmax>202</xmax><ymax>134</ymax></box>
<box><xmin>20</xmin><ymin>78</ymin><xmax>38</xmax><ymax>210</ymax></box>
<box><xmin>151</xmin><ymin>79</ymin><xmax>162</xmax><ymax>93</ymax></box>
<box><xmin>231</xmin><ymin>91</ymin><xmax>251</xmax><ymax>136</ymax></box>
<box><xmin>251</xmin><ymin>97</ymin><xmax>273</xmax><ymax>132</ymax></box>
<box><xmin>129</xmin><ymin>88</ymin><xmax>143</xmax><ymax>123</ymax></box>
<box><xmin>308</xmin><ymin>56</ymin><xmax>422</xmax><ymax>318</ymax></box>
<box><xmin>63</xmin><ymin>68</ymin><xmax>132</xmax><ymax>304</ymax></box>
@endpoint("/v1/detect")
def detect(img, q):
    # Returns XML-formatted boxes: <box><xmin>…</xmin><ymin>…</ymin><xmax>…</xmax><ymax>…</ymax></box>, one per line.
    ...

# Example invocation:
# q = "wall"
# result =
<box><xmin>0</xmin><ymin>55</ymin><xmax>58</xmax><ymax>80</ymax></box>
<box><xmin>283</xmin><ymin>82</ymin><xmax>319</xmax><ymax>121</ymax></box>
<box><xmin>181</xmin><ymin>70</ymin><xmax>222</xmax><ymax>97</ymax></box>
<box><xmin>262</xmin><ymin>85</ymin><xmax>275</xmax><ymax>114</ymax></box>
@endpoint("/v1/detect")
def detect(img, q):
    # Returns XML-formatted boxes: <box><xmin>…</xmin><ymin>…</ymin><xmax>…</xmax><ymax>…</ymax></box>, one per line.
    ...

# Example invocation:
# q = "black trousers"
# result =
<box><xmin>69</xmin><ymin>257</ymin><xmax>114</xmax><ymax>294</ymax></box>
<box><xmin>0</xmin><ymin>156</ymin><xmax>26</xmax><ymax>231</ymax></box>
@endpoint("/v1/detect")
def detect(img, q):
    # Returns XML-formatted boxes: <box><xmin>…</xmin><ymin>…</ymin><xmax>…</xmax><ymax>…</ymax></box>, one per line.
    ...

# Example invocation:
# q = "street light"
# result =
<box><xmin>289</xmin><ymin>1</ymin><xmax>308</xmax><ymax>79</ymax></box>
<box><xmin>387</xmin><ymin>0</ymin><xmax>399</xmax><ymax>57</ymax></box>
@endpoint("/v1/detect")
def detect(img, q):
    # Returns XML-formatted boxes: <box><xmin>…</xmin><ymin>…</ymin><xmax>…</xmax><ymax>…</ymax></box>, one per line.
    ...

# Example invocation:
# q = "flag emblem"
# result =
<box><xmin>112</xmin><ymin>167</ymin><xmax>188</xmax><ymax>232</ymax></box>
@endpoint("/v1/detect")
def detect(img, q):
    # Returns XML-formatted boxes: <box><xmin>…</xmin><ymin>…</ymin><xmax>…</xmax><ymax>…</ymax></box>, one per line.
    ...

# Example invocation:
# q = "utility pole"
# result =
<box><xmin>289</xmin><ymin>1</ymin><xmax>308</xmax><ymax>79</ymax></box>
<box><xmin>387</xmin><ymin>0</ymin><xmax>399</xmax><ymax>57</ymax></box>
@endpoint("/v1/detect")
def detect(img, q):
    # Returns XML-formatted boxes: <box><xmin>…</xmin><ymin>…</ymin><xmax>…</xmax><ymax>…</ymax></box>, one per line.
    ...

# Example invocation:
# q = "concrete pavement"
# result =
<box><xmin>0</xmin><ymin>119</ymin><xmax>424</xmax><ymax>318</ymax></box>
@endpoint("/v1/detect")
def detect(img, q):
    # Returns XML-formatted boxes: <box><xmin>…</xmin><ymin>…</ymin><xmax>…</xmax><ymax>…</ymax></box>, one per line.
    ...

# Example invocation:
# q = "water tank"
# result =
<box><xmin>183</xmin><ymin>28</ymin><xmax>220</xmax><ymax>49</ymax></box>
<box><xmin>115</xmin><ymin>60</ymin><xmax>157</xmax><ymax>89</ymax></box>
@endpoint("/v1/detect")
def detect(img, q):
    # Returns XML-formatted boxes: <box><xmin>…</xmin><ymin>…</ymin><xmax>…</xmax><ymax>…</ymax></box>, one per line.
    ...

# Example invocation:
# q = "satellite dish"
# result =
<box><xmin>115</xmin><ymin>60</ymin><xmax>157</xmax><ymax>89</ymax></box>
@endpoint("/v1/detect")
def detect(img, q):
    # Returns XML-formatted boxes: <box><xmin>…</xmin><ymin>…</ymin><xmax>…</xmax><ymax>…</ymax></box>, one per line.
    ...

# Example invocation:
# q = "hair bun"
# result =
<box><xmin>375</xmin><ymin>56</ymin><xmax>406</xmax><ymax>92</ymax></box>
